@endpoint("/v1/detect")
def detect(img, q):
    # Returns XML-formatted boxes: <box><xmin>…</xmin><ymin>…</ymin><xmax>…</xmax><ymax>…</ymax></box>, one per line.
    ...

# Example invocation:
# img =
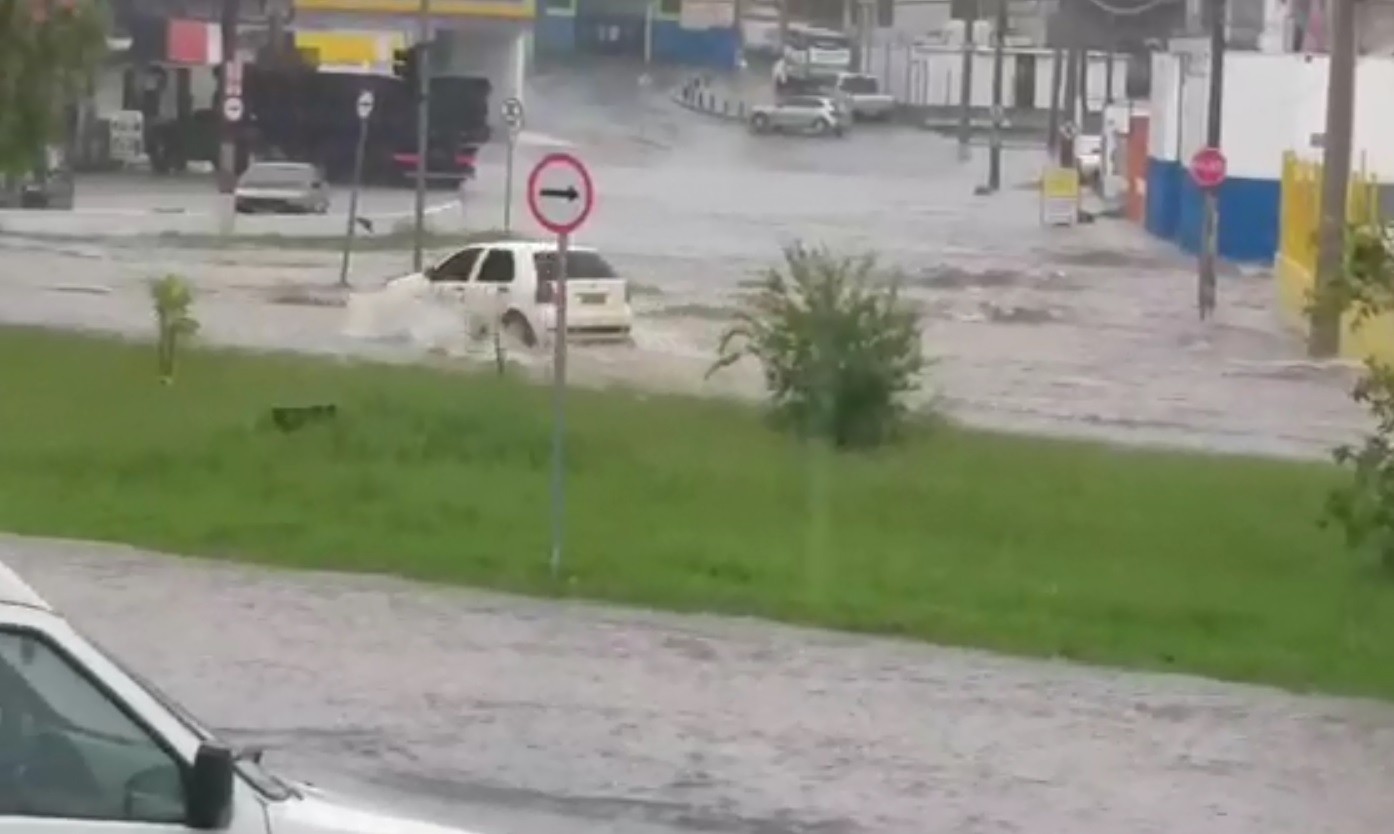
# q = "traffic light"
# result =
<box><xmin>392</xmin><ymin>46</ymin><xmax>419</xmax><ymax>89</ymax></box>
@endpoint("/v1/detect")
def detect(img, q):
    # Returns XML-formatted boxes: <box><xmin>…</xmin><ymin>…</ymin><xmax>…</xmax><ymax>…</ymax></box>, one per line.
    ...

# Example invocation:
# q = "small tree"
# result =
<box><xmin>0</xmin><ymin>0</ymin><xmax>105</xmax><ymax>174</ymax></box>
<box><xmin>150</xmin><ymin>275</ymin><xmax>199</xmax><ymax>384</ymax></box>
<box><xmin>1323</xmin><ymin>221</ymin><xmax>1394</xmax><ymax>570</ymax></box>
<box><xmin>708</xmin><ymin>243</ymin><xmax>926</xmax><ymax>449</ymax></box>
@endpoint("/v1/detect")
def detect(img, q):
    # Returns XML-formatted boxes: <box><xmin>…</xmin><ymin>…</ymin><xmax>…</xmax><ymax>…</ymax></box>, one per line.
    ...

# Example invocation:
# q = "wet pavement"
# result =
<box><xmin>5</xmin><ymin>534</ymin><xmax>1394</xmax><ymax>834</ymax></box>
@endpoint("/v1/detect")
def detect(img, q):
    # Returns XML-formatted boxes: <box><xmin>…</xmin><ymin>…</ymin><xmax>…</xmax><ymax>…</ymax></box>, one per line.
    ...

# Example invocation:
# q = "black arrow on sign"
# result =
<box><xmin>540</xmin><ymin>186</ymin><xmax>579</xmax><ymax>201</ymax></box>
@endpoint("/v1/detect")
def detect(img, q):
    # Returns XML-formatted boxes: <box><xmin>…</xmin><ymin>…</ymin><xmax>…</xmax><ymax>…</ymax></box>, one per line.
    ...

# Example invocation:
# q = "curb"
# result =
<box><xmin>672</xmin><ymin>79</ymin><xmax>749</xmax><ymax>124</ymax></box>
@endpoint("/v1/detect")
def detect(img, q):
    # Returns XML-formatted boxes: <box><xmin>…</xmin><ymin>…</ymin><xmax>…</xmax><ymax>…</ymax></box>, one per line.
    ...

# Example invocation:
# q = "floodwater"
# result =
<box><xmin>5</xmin><ymin>535</ymin><xmax>1394</xmax><ymax>834</ymax></box>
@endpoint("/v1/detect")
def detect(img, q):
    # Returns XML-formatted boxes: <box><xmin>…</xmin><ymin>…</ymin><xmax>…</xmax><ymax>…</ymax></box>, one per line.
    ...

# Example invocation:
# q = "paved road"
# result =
<box><xmin>5</xmin><ymin>535</ymin><xmax>1394</xmax><ymax>834</ymax></box>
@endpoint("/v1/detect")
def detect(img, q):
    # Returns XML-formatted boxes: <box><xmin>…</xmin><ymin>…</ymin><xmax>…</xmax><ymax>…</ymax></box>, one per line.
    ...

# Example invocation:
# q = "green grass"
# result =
<box><xmin>2</xmin><ymin>327</ymin><xmax>1390</xmax><ymax>699</ymax></box>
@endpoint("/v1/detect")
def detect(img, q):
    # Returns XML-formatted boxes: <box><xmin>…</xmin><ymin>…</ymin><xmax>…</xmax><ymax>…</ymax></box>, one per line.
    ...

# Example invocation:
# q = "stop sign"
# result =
<box><xmin>1190</xmin><ymin>147</ymin><xmax>1228</xmax><ymax>189</ymax></box>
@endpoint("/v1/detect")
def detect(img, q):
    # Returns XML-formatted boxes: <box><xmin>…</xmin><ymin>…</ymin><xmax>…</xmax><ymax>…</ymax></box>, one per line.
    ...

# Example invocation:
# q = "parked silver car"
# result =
<box><xmin>235</xmin><ymin>161</ymin><xmax>330</xmax><ymax>214</ymax></box>
<box><xmin>748</xmin><ymin>96</ymin><xmax>851</xmax><ymax>137</ymax></box>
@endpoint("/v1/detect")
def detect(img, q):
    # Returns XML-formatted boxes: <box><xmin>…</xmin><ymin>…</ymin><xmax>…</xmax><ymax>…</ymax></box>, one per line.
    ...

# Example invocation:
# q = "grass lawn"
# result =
<box><xmin>1</xmin><ymin>327</ymin><xmax>1390</xmax><ymax>700</ymax></box>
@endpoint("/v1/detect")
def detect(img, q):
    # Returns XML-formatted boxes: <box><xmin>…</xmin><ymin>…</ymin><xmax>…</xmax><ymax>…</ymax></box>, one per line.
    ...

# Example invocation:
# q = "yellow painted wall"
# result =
<box><xmin>295</xmin><ymin>31</ymin><xmax>405</xmax><ymax>67</ymax></box>
<box><xmin>1275</xmin><ymin>153</ymin><xmax>1393</xmax><ymax>365</ymax></box>
<box><xmin>294</xmin><ymin>0</ymin><xmax>535</xmax><ymax>20</ymax></box>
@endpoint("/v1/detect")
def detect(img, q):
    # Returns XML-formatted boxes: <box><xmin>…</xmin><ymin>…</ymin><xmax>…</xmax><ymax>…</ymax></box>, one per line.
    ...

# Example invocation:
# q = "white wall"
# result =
<box><xmin>1153</xmin><ymin>49</ymin><xmax>1394</xmax><ymax>181</ymax></box>
<box><xmin>437</xmin><ymin>26</ymin><xmax>527</xmax><ymax>105</ymax></box>
<box><xmin>872</xmin><ymin>45</ymin><xmax>1126</xmax><ymax>109</ymax></box>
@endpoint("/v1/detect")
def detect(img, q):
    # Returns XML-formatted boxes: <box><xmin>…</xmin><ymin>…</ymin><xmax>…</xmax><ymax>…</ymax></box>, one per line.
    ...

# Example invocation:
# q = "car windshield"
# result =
<box><xmin>85</xmin><ymin>635</ymin><xmax>297</xmax><ymax>802</ymax></box>
<box><xmin>840</xmin><ymin>75</ymin><xmax>878</xmax><ymax>93</ymax></box>
<box><xmin>240</xmin><ymin>164</ymin><xmax>313</xmax><ymax>188</ymax></box>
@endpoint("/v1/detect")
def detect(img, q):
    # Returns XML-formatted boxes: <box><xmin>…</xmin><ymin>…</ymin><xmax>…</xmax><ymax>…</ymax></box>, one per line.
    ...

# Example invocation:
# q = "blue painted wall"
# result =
<box><xmin>533</xmin><ymin>8</ymin><xmax>737</xmax><ymax>70</ymax></box>
<box><xmin>1145</xmin><ymin>158</ymin><xmax>1181</xmax><ymax>241</ymax></box>
<box><xmin>536</xmin><ymin>11</ymin><xmax>577</xmax><ymax>52</ymax></box>
<box><xmin>1144</xmin><ymin>158</ymin><xmax>1281</xmax><ymax>264</ymax></box>
<box><xmin>652</xmin><ymin>20</ymin><xmax>738</xmax><ymax>69</ymax></box>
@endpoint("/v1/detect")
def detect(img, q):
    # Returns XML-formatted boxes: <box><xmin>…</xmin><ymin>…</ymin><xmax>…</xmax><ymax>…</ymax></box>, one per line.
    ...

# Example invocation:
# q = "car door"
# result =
<box><xmin>0</xmin><ymin>625</ymin><xmax>258</xmax><ymax>834</ymax></box>
<box><xmin>466</xmin><ymin>248</ymin><xmax>517</xmax><ymax>333</ymax></box>
<box><xmin>428</xmin><ymin>245</ymin><xmax>485</xmax><ymax>307</ymax></box>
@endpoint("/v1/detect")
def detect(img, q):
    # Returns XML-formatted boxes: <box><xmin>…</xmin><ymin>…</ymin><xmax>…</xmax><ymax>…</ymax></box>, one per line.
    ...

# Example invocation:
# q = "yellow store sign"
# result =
<box><xmin>294</xmin><ymin>0</ymin><xmax>535</xmax><ymax>20</ymax></box>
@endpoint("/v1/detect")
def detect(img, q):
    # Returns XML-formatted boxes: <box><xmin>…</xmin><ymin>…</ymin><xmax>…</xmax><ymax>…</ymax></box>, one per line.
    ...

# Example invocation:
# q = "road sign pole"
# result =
<box><xmin>412</xmin><ymin>0</ymin><xmax>431</xmax><ymax>273</ymax></box>
<box><xmin>340</xmin><ymin>102</ymin><xmax>372</xmax><ymax>287</ymax></box>
<box><xmin>550</xmin><ymin>231</ymin><xmax>570</xmax><ymax>580</ymax></box>
<box><xmin>504</xmin><ymin>137</ymin><xmax>515</xmax><ymax>233</ymax></box>
<box><xmin>526</xmin><ymin>151</ymin><xmax>593</xmax><ymax>580</ymax></box>
<box><xmin>1198</xmin><ymin>0</ymin><xmax>1227</xmax><ymax>321</ymax></box>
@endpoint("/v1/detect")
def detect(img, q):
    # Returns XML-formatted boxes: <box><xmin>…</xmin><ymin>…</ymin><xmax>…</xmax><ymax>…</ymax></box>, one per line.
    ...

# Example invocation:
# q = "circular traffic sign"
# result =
<box><xmin>527</xmin><ymin>152</ymin><xmax>594</xmax><ymax>236</ymax></box>
<box><xmin>222</xmin><ymin>95</ymin><xmax>244</xmax><ymax>123</ymax></box>
<box><xmin>1060</xmin><ymin>121</ymin><xmax>1077</xmax><ymax>140</ymax></box>
<box><xmin>501</xmin><ymin>96</ymin><xmax>524</xmax><ymax>130</ymax></box>
<box><xmin>356</xmin><ymin>90</ymin><xmax>375</xmax><ymax>121</ymax></box>
<box><xmin>1190</xmin><ymin>146</ymin><xmax>1227</xmax><ymax>189</ymax></box>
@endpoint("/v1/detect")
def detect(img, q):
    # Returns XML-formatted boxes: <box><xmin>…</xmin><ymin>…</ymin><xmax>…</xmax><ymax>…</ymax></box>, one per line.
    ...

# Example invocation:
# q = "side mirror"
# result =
<box><xmin>185</xmin><ymin>742</ymin><xmax>235</xmax><ymax>830</ymax></box>
<box><xmin>423</xmin><ymin>264</ymin><xmax>436</xmax><ymax>279</ymax></box>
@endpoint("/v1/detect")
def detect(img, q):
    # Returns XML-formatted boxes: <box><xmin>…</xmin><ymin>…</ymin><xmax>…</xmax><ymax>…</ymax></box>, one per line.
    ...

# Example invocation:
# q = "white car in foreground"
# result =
<box><xmin>0</xmin><ymin>560</ymin><xmax>477</xmax><ymax>834</ymax></box>
<box><xmin>388</xmin><ymin>240</ymin><xmax>634</xmax><ymax>347</ymax></box>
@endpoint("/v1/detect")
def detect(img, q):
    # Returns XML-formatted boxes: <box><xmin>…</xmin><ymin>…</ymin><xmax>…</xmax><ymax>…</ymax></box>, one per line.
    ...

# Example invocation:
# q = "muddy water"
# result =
<box><xmin>5</xmin><ymin>535</ymin><xmax>1393</xmax><ymax>834</ymax></box>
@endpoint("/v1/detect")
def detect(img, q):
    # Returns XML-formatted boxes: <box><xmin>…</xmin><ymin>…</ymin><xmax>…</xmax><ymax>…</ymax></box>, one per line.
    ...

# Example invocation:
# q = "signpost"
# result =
<box><xmin>1190</xmin><ymin>146</ymin><xmax>1227</xmax><ymax>190</ymax></box>
<box><xmin>500</xmin><ymin>96</ymin><xmax>525</xmax><ymax>232</ymax></box>
<box><xmin>1191</xmin><ymin>146</ymin><xmax>1227</xmax><ymax>319</ymax></box>
<box><xmin>526</xmin><ymin>152</ymin><xmax>595</xmax><ymax>580</ymax></box>
<box><xmin>339</xmin><ymin>90</ymin><xmax>375</xmax><ymax>288</ymax></box>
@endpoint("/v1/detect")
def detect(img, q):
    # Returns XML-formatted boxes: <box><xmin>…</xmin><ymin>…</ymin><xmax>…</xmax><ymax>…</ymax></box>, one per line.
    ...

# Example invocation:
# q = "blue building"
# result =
<box><xmin>536</xmin><ymin>0</ymin><xmax>740</xmax><ymax>70</ymax></box>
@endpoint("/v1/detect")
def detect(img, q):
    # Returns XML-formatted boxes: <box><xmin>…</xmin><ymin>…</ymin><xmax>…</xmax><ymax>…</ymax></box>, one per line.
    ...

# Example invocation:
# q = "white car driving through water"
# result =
<box><xmin>386</xmin><ymin>240</ymin><xmax>635</xmax><ymax>347</ymax></box>
<box><xmin>0</xmin><ymin>559</ymin><xmax>477</xmax><ymax>834</ymax></box>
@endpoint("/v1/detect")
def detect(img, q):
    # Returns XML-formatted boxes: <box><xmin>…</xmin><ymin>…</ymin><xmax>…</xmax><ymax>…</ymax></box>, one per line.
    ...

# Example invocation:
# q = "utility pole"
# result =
<box><xmin>412</xmin><ymin>0</ymin><xmax>432</xmax><ymax>273</ymax></box>
<box><xmin>217</xmin><ymin>0</ymin><xmax>240</xmax><ymax>235</ymax></box>
<box><xmin>1047</xmin><ymin>46</ymin><xmax>1063</xmax><ymax>158</ymax></box>
<box><xmin>1059</xmin><ymin>46</ymin><xmax>1079</xmax><ymax>167</ymax></box>
<box><xmin>957</xmin><ymin>0</ymin><xmax>977</xmax><ymax>161</ymax></box>
<box><xmin>1198</xmin><ymin>0</ymin><xmax>1227</xmax><ymax>320</ymax></box>
<box><xmin>987</xmin><ymin>0</ymin><xmax>1007</xmax><ymax>191</ymax></box>
<box><xmin>1310</xmin><ymin>0</ymin><xmax>1359</xmax><ymax>356</ymax></box>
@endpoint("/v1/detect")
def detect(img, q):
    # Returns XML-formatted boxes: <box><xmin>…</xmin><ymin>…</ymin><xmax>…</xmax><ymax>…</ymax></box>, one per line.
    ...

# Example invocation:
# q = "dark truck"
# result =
<box><xmin>241</xmin><ymin>63</ymin><xmax>491</xmax><ymax>188</ymax></box>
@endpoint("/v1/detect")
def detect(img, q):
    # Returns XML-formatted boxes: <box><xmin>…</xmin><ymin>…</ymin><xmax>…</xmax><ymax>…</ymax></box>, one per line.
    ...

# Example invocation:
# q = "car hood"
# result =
<box><xmin>267</xmin><ymin>782</ymin><xmax>481</xmax><ymax>834</ymax></box>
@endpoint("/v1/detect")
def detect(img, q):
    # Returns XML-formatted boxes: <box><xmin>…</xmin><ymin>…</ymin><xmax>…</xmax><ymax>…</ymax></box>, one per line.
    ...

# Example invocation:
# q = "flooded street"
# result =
<box><xmin>6</xmin><ymin>535</ymin><xmax>1394</xmax><ymax>834</ymax></box>
<box><xmin>0</xmin><ymin>64</ymin><xmax>1370</xmax><ymax>457</ymax></box>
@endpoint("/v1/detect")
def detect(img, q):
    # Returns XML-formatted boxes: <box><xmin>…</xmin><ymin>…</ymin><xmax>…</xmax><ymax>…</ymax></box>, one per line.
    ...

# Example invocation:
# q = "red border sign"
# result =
<box><xmin>1190</xmin><ymin>147</ymin><xmax>1227</xmax><ymax>190</ymax></box>
<box><xmin>526</xmin><ymin>152</ymin><xmax>595</xmax><ymax>235</ymax></box>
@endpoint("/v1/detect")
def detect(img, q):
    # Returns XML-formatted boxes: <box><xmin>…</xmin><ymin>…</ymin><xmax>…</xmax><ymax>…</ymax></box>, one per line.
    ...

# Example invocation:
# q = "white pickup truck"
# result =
<box><xmin>0</xmin><ymin>559</ymin><xmax>477</xmax><ymax>834</ymax></box>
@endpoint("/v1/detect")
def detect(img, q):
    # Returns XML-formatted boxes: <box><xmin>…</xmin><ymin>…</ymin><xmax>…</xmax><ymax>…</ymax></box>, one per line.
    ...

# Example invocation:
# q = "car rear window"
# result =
<box><xmin>840</xmin><ymin>76</ymin><xmax>878</xmax><ymax>94</ymax></box>
<box><xmin>534</xmin><ymin>251</ymin><xmax>619</xmax><ymax>282</ymax></box>
<box><xmin>241</xmin><ymin>165</ymin><xmax>313</xmax><ymax>188</ymax></box>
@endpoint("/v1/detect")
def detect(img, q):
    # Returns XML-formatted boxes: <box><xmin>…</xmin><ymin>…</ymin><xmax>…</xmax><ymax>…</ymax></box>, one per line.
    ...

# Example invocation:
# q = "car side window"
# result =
<box><xmin>433</xmin><ymin>246</ymin><xmax>483</xmax><ymax>283</ymax></box>
<box><xmin>0</xmin><ymin>628</ymin><xmax>185</xmax><ymax>823</ymax></box>
<box><xmin>475</xmin><ymin>249</ymin><xmax>516</xmax><ymax>284</ymax></box>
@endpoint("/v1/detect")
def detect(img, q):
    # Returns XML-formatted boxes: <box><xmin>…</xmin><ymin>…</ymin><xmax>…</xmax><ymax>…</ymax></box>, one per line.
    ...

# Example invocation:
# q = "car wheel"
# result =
<box><xmin>502</xmin><ymin>311</ymin><xmax>538</xmax><ymax>349</ymax></box>
<box><xmin>813</xmin><ymin>118</ymin><xmax>831</xmax><ymax>136</ymax></box>
<box><xmin>750</xmin><ymin>113</ymin><xmax>770</xmax><ymax>134</ymax></box>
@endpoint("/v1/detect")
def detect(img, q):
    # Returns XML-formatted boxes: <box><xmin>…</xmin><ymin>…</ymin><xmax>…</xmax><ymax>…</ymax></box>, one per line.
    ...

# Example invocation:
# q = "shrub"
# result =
<box><xmin>1324</xmin><ymin>221</ymin><xmax>1394</xmax><ymax>571</ymax></box>
<box><xmin>708</xmin><ymin>243</ymin><xmax>925</xmax><ymax>449</ymax></box>
<box><xmin>149</xmin><ymin>274</ymin><xmax>199</xmax><ymax>384</ymax></box>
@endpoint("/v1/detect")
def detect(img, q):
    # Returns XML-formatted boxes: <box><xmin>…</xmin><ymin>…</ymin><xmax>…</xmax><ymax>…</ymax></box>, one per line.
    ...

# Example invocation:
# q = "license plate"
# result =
<box><xmin>580</xmin><ymin>293</ymin><xmax>606</xmax><ymax>305</ymax></box>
